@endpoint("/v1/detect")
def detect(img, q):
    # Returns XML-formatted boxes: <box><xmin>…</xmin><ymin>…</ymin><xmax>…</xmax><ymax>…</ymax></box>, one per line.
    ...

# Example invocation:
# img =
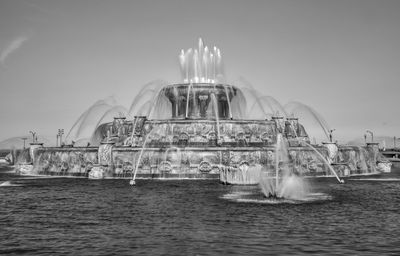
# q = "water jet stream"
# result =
<box><xmin>185</xmin><ymin>83</ymin><xmax>192</xmax><ymax>118</ymax></box>
<box><xmin>301</xmin><ymin>141</ymin><xmax>344</xmax><ymax>184</ymax></box>
<box><xmin>286</xmin><ymin>120</ymin><xmax>344</xmax><ymax>184</ymax></box>
<box><xmin>223</xmin><ymin>85</ymin><xmax>233</xmax><ymax>119</ymax></box>
<box><xmin>131</xmin><ymin>130</ymin><xmax>154</xmax><ymax>184</ymax></box>
<box><xmin>210</xmin><ymin>92</ymin><xmax>221</xmax><ymax>143</ymax></box>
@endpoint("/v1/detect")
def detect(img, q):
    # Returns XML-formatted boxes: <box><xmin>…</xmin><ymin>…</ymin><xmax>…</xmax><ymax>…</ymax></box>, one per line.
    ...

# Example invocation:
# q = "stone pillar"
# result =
<box><xmin>97</xmin><ymin>141</ymin><xmax>115</xmax><ymax>177</ymax></box>
<box><xmin>322</xmin><ymin>142</ymin><xmax>338</xmax><ymax>164</ymax></box>
<box><xmin>366</xmin><ymin>142</ymin><xmax>379</xmax><ymax>156</ymax></box>
<box><xmin>132</xmin><ymin>116</ymin><xmax>147</xmax><ymax>136</ymax></box>
<box><xmin>285</xmin><ymin>117</ymin><xmax>299</xmax><ymax>138</ymax></box>
<box><xmin>112</xmin><ymin>117</ymin><xmax>127</xmax><ymax>136</ymax></box>
<box><xmin>177</xmin><ymin>95</ymin><xmax>187</xmax><ymax>117</ymax></box>
<box><xmin>29</xmin><ymin>142</ymin><xmax>44</xmax><ymax>164</ymax></box>
<box><xmin>272</xmin><ymin>116</ymin><xmax>285</xmax><ymax>134</ymax></box>
<box><xmin>199</xmin><ymin>94</ymin><xmax>210</xmax><ymax>118</ymax></box>
<box><xmin>218</xmin><ymin>95</ymin><xmax>228</xmax><ymax>118</ymax></box>
<box><xmin>366</xmin><ymin>142</ymin><xmax>380</xmax><ymax>172</ymax></box>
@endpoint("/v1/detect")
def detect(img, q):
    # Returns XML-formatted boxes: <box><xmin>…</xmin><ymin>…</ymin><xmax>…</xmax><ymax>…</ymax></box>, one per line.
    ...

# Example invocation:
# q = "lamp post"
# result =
<box><xmin>395</xmin><ymin>137</ymin><xmax>400</xmax><ymax>150</ymax></box>
<box><xmin>29</xmin><ymin>131</ymin><xmax>36</xmax><ymax>143</ymax></box>
<box><xmin>366</xmin><ymin>130</ymin><xmax>374</xmax><ymax>143</ymax></box>
<box><xmin>21</xmin><ymin>137</ymin><xmax>27</xmax><ymax>149</ymax></box>
<box><xmin>57</xmin><ymin>129</ymin><xmax>64</xmax><ymax>146</ymax></box>
<box><xmin>329</xmin><ymin>129</ymin><xmax>336</xmax><ymax>143</ymax></box>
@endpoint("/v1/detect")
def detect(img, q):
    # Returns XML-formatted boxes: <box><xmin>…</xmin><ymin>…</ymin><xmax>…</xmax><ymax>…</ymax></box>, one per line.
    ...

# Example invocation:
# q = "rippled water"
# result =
<box><xmin>1</xmin><ymin>164</ymin><xmax>400</xmax><ymax>255</ymax></box>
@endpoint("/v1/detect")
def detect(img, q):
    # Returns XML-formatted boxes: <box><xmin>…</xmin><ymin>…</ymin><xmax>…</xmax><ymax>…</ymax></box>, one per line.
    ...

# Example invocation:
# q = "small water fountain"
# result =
<box><xmin>13</xmin><ymin>38</ymin><xmax>390</xmax><ymax>197</ymax></box>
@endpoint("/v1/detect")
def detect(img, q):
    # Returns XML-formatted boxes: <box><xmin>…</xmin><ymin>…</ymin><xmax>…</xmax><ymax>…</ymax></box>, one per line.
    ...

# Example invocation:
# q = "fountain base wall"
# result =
<box><xmin>15</xmin><ymin>143</ymin><xmax>385</xmax><ymax>182</ymax></box>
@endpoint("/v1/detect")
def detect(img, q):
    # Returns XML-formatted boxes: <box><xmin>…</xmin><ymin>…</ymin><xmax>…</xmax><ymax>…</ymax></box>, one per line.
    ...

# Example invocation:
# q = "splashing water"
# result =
<box><xmin>258</xmin><ymin>133</ymin><xmax>311</xmax><ymax>200</ymax></box>
<box><xmin>179</xmin><ymin>38</ymin><xmax>224</xmax><ymax>83</ymax></box>
<box><xmin>0</xmin><ymin>180</ymin><xmax>22</xmax><ymax>187</ymax></box>
<box><xmin>222</xmin><ymin>185</ymin><xmax>331</xmax><ymax>204</ymax></box>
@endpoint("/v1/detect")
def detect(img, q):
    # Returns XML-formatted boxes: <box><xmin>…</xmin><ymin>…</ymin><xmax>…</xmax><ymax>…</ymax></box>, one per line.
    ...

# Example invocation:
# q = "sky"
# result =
<box><xmin>0</xmin><ymin>0</ymin><xmax>400</xmax><ymax>145</ymax></box>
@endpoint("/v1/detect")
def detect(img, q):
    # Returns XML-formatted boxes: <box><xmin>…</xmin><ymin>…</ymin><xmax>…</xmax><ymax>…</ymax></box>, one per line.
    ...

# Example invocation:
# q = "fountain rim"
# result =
<box><xmin>146</xmin><ymin>118</ymin><xmax>276</xmax><ymax>123</ymax></box>
<box><xmin>164</xmin><ymin>82</ymin><xmax>238</xmax><ymax>90</ymax></box>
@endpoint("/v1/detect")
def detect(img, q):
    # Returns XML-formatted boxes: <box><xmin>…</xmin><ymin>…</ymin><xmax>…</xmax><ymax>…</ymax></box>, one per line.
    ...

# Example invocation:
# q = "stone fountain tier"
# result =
<box><xmin>16</xmin><ymin>111</ymin><xmax>387</xmax><ymax>180</ymax></box>
<box><xmin>21</xmin><ymin>143</ymin><xmax>385</xmax><ymax>180</ymax></box>
<box><xmin>163</xmin><ymin>83</ymin><xmax>237</xmax><ymax>119</ymax></box>
<box><xmin>105</xmin><ymin>118</ymin><xmax>309</xmax><ymax>148</ymax></box>
<box><xmin>92</xmin><ymin>117</ymin><xmax>310</xmax><ymax>148</ymax></box>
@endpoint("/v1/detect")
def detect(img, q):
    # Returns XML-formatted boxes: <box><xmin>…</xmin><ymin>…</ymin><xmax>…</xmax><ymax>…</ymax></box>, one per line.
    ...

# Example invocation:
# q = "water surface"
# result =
<box><xmin>1</xmin><ymin>165</ymin><xmax>399</xmax><ymax>255</ymax></box>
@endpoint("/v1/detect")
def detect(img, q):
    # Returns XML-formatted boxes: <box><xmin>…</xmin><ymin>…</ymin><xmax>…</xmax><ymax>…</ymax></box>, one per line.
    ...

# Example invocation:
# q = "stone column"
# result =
<box><xmin>366</xmin><ymin>142</ymin><xmax>380</xmax><ymax>172</ymax></box>
<box><xmin>199</xmin><ymin>94</ymin><xmax>210</xmax><ymax>118</ymax></box>
<box><xmin>113</xmin><ymin>117</ymin><xmax>127</xmax><ymax>136</ymax></box>
<box><xmin>322</xmin><ymin>142</ymin><xmax>338</xmax><ymax>164</ymax></box>
<box><xmin>272</xmin><ymin>116</ymin><xmax>285</xmax><ymax>134</ymax></box>
<box><xmin>285</xmin><ymin>117</ymin><xmax>299</xmax><ymax>138</ymax></box>
<box><xmin>97</xmin><ymin>141</ymin><xmax>115</xmax><ymax>177</ymax></box>
<box><xmin>132</xmin><ymin>116</ymin><xmax>147</xmax><ymax>136</ymax></box>
<box><xmin>29</xmin><ymin>142</ymin><xmax>44</xmax><ymax>164</ymax></box>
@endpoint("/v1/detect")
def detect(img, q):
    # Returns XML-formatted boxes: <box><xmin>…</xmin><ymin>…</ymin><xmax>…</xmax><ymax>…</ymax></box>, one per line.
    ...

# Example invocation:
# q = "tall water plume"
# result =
<box><xmin>179</xmin><ymin>38</ymin><xmax>225</xmax><ymax>84</ymax></box>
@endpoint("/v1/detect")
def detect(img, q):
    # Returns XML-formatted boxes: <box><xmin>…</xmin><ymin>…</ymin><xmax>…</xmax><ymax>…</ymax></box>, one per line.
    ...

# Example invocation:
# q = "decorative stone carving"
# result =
<box><xmin>88</xmin><ymin>166</ymin><xmax>104</xmax><ymax>179</ymax></box>
<box><xmin>221</xmin><ymin>151</ymin><xmax>230</xmax><ymax>165</ymax></box>
<box><xmin>285</xmin><ymin>117</ymin><xmax>299</xmax><ymax>138</ymax></box>
<box><xmin>123</xmin><ymin>137</ymin><xmax>133</xmax><ymax>146</ymax></box>
<box><xmin>236</xmin><ymin>132</ymin><xmax>246</xmax><ymax>146</ymax></box>
<box><xmin>179</xmin><ymin>132</ymin><xmax>189</xmax><ymax>145</ymax></box>
<box><xmin>272</xmin><ymin>116</ymin><xmax>285</xmax><ymax>133</ymax></box>
<box><xmin>29</xmin><ymin>143</ymin><xmax>44</xmax><ymax>164</ymax></box>
<box><xmin>159</xmin><ymin>161</ymin><xmax>172</xmax><ymax>173</ymax></box>
<box><xmin>143</xmin><ymin>123</ymin><xmax>153</xmax><ymax>134</ymax></box>
<box><xmin>132</xmin><ymin>116</ymin><xmax>147</xmax><ymax>135</ymax></box>
<box><xmin>198</xmin><ymin>94</ymin><xmax>210</xmax><ymax>117</ymax></box>
<box><xmin>98</xmin><ymin>144</ymin><xmax>113</xmax><ymax>166</ymax></box>
<box><xmin>230</xmin><ymin>152</ymin><xmax>241</xmax><ymax>166</ymax></box>
<box><xmin>239</xmin><ymin>161</ymin><xmax>250</xmax><ymax>172</ymax></box>
<box><xmin>208</xmin><ymin>131</ymin><xmax>217</xmax><ymax>142</ymax></box>
<box><xmin>199</xmin><ymin>161</ymin><xmax>212</xmax><ymax>173</ymax></box>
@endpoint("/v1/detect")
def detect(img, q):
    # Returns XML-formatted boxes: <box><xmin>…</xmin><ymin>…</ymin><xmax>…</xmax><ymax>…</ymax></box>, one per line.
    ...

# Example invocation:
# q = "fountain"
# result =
<box><xmin>13</xmin><ymin>39</ymin><xmax>391</xmax><ymax>195</ymax></box>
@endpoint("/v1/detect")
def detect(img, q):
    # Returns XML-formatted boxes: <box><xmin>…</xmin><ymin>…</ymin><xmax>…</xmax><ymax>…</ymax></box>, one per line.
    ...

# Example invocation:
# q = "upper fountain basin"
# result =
<box><xmin>159</xmin><ymin>83</ymin><xmax>239</xmax><ymax>120</ymax></box>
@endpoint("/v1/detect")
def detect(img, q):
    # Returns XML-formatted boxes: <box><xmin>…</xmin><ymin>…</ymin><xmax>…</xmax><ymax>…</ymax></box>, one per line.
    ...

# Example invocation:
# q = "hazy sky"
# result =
<box><xmin>1</xmin><ymin>0</ymin><xmax>400</xmax><ymax>143</ymax></box>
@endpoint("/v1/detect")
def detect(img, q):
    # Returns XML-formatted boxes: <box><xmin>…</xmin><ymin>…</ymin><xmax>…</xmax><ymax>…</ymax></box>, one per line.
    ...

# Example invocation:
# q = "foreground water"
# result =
<box><xmin>1</xmin><ymin>165</ymin><xmax>399</xmax><ymax>255</ymax></box>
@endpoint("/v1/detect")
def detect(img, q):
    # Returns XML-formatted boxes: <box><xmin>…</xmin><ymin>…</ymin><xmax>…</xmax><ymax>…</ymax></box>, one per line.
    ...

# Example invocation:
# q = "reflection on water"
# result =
<box><xmin>221</xmin><ymin>190</ymin><xmax>332</xmax><ymax>204</ymax></box>
<box><xmin>0</xmin><ymin>180</ymin><xmax>23</xmax><ymax>187</ymax></box>
<box><xmin>1</xmin><ymin>165</ymin><xmax>400</xmax><ymax>255</ymax></box>
<box><xmin>348</xmin><ymin>178</ymin><xmax>400</xmax><ymax>181</ymax></box>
